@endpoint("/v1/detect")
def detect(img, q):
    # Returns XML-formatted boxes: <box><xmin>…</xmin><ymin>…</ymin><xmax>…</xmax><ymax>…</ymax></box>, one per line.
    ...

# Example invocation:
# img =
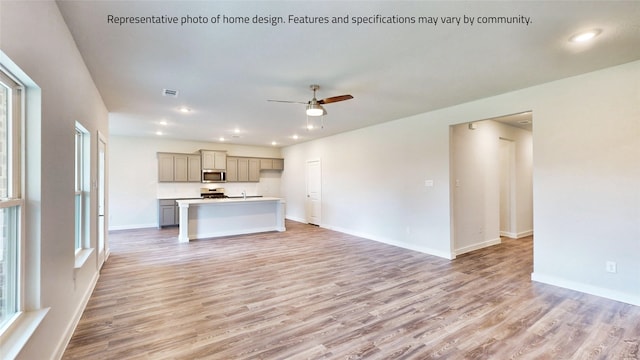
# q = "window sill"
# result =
<box><xmin>74</xmin><ymin>248</ymin><xmax>95</xmax><ymax>270</ymax></box>
<box><xmin>0</xmin><ymin>308</ymin><xmax>49</xmax><ymax>360</ymax></box>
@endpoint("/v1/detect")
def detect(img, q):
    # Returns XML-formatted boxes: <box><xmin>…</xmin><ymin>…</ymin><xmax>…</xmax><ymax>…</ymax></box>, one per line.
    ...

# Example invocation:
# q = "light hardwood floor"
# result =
<box><xmin>63</xmin><ymin>220</ymin><xmax>640</xmax><ymax>359</ymax></box>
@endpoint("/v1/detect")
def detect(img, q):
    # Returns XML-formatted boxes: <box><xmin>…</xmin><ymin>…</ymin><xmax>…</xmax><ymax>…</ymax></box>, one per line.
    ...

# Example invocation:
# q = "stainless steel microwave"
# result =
<box><xmin>202</xmin><ymin>170</ymin><xmax>226</xmax><ymax>183</ymax></box>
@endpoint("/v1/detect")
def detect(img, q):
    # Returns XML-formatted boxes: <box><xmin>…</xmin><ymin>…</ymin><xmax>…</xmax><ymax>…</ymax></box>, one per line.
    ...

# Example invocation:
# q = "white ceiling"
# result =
<box><xmin>56</xmin><ymin>1</ymin><xmax>640</xmax><ymax>147</ymax></box>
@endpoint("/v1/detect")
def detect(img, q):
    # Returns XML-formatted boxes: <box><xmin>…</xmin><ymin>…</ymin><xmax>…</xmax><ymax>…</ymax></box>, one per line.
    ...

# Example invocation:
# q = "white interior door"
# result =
<box><xmin>306</xmin><ymin>159</ymin><xmax>321</xmax><ymax>225</ymax></box>
<box><xmin>97</xmin><ymin>132</ymin><xmax>107</xmax><ymax>268</ymax></box>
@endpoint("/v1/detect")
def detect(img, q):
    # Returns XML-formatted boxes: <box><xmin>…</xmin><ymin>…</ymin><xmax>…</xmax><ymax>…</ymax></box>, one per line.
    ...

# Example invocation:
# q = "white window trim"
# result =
<box><xmin>0</xmin><ymin>308</ymin><xmax>49</xmax><ymax>360</ymax></box>
<box><xmin>0</xmin><ymin>53</ymin><xmax>48</xmax><ymax>358</ymax></box>
<box><xmin>0</xmin><ymin>65</ymin><xmax>24</xmax><ymax>334</ymax></box>
<box><xmin>74</xmin><ymin>122</ymin><xmax>92</xmax><ymax>269</ymax></box>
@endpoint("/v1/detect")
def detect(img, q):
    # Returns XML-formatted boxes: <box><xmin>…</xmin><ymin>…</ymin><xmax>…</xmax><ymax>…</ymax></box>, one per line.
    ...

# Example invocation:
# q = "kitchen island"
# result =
<box><xmin>176</xmin><ymin>197</ymin><xmax>285</xmax><ymax>242</ymax></box>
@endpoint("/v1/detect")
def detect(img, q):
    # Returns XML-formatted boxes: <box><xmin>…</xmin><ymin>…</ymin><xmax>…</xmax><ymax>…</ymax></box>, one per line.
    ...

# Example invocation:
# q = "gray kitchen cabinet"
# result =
<box><xmin>158</xmin><ymin>153</ymin><xmax>175</xmax><ymax>182</ymax></box>
<box><xmin>158</xmin><ymin>198</ymin><xmax>202</xmax><ymax>227</ymax></box>
<box><xmin>226</xmin><ymin>157</ymin><xmax>238</xmax><ymax>182</ymax></box>
<box><xmin>272</xmin><ymin>158</ymin><xmax>284</xmax><ymax>170</ymax></box>
<box><xmin>259</xmin><ymin>158</ymin><xmax>273</xmax><ymax>170</ymax></box>
<box><xmin>173</xmin><ymin>154</ymin><xmax>188</xmax><ymax>181</ymax></box>
<box><xmin>227</xmin><ymin>157</ymin><xmax>258</xmax><ymax>182</ymax></box>
<box><xmin>158</xmin><ymin>199</ymin><xmax>178</xmax><ymax>227</ymax></box>
<box><xmin>158</xmin><ymin>152</ymin><xmax>202</xmax><ymax>182</ymax></box>
<box><xmin>187</xmin><ymin>155</ymin><xmax>201</xmax><ymax>181</ymax></box>
<box><xmin>248</xmin><ymin>158</ymin><xmax>260</xmax><ymax>181</ymax></box>
<box><xmin>227</xmin><ymin>156</ymin><xmax>255</xmax><ymax>182</ymax></box>
<box><xmin>201</xmin><ymin>150</ymin><xmax>227</xmax><ymax>170</ymax></box>
<box><xmin>237</xmin><ymin>158</ymin><xmax>249</xmax><ymax>182</ymax></box>
<box><xmin>260</xmin><ymin>158</ymin><xmax>284</xmax><ymax>170</ymax></box>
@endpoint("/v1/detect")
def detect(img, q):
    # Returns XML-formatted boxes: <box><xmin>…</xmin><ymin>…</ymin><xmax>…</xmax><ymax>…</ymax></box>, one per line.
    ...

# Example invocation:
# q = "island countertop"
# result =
<box><xmin>176</xmin><ymin>197</ymin><xmax>283</xmax><ymax>205</ymax></box>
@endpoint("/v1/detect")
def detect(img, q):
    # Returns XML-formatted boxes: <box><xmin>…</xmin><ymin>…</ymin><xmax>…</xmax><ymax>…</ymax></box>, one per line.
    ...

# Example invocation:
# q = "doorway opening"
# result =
<box><xmin>450</xmin><ymin>111</ymin><xmax>533</xmax><ymax>256</ymax></box>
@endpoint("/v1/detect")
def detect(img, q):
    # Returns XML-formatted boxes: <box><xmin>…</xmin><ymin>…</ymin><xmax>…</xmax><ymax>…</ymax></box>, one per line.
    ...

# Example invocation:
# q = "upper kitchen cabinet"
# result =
<box><xmin>201</xmin><ymin>150</ymin><xmax>227</xmax><ymax>170</ymax></box>
<box><xmin>249</xmin><ymin>158</ymin><xmax>261</xmax><ymax>181</ymax></box>
<box><xmin>227</xmin><ymin>157</ymin><xmax>261</xmax><ymax>182</ymax></box>
<box><xmin>260</xmin><ymin>158</ymin><xmax>284</xmax><ymax>170</ymax></box>
<box><xmin>158</xmin><ymin>153</ymin><xmax>175</xmax><ymax>182</ymax></box>
<box><xmin>158</xmin><ymin>152</ymin><xmax>201</xmax><ymax>182</ymax></box>
<box><xmin>187</xmin><ymin>155</ymin><xmax>202</xmax><ymax>181</ymax></box>
<box><xmin>226</xmin><ymin>157</ymin><xmax>238</xmax><ymax>182</ymax></box>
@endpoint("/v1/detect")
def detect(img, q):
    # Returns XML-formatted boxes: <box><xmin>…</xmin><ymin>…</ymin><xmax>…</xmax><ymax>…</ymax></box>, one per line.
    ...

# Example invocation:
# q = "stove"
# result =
<box><xmin>200</xmin><ymin>187</ymin><xmax>227</xmax><ymax>199</ymax></box>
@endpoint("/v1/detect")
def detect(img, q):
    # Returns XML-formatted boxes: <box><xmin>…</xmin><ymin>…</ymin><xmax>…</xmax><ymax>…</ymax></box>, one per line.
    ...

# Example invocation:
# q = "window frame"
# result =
<box><xmin>74</xmin><ymin>122</ymin><xmax>92</xmax><ymax>267</ymax></box>
<box><xmin>0</xmin><ymin>65</ymin><xmax>25</xmax><ymax>335</ymax></box>
<box><xmin>0</xmin><ymin>55</ymin><xmax>49</xmax><ymax>360</ymax></box>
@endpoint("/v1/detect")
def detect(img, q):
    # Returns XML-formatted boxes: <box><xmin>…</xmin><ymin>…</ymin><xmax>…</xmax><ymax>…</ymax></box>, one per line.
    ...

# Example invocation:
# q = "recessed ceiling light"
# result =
<box><xmin>271</xmin><ymin>141</ymin><xmax>277</xmax><ymax>146</ymax></box>
<box><xmin>234</xmin><ymin>128</ymin><xmax>241</xmax><ymax>134</ymax></box>
<box><xmin>159</xmin><ymin>120</ymin><xmax>168</xmax><ymax>126</ymax></box>
<box><xmin>306</xmin><ymin>124</ymin><xmax>314</xmax><ymax>130</ymax></box>
<box><xmin>292</xmin><ymin>134</ymin><xmax>299</xmax><ymax>140</ymax></box>
<box><xmin>219</xmin><ymin>137</ymin><xmax>225</xmax><ymax>142</ymax></box>
<box><xmin>155</xmin><ymin>131</ymin><xmax>163</xmax><ymax>136</ymax></box>
<box><xmin>179</xmin><ymin>107</ymin><xmax>191</xmax><ymax>113</ymax></box>
<box><xmin>569</xmin><ymin>29</ymin><xmax>601</xmax><ymax>43</ymax></box>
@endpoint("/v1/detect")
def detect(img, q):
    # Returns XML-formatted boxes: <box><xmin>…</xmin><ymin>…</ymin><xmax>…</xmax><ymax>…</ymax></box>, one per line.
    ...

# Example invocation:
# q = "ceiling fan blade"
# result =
<box><xmin>267</xmin><ymin>99</ymin><xmax>308</xmax><ymax>104</ymax></box>
<box><xmin>318</xmin><ymin>94</ymin><xmax>353</xmax><ymax>104</ymax></box>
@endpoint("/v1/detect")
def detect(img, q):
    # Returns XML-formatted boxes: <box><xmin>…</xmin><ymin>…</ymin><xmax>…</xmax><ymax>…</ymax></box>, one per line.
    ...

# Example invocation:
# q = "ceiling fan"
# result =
<box><xmin>268</xmin><ymin>84</ymin><xmax>353</xmax><ymax>117</ymax></box>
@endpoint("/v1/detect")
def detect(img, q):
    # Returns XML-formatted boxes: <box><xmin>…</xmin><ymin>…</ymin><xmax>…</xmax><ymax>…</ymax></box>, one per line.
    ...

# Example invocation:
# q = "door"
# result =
<box><xmin>306</xmin><ymin>159</ymin><xmax>321</xmax><ymax>225</ymax></box>
<box><xmin>97</xmin><ymin>132</ymin><xmax>107</xmax><ymax>268</ymax></box>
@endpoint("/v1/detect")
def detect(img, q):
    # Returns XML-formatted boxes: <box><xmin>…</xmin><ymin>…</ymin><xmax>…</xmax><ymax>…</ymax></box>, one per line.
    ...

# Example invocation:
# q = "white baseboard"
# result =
<box><xmin>283</xmin><ymin>218</ymin><xmax>454</xmax><ymax>258</ymax></box>
<box><xmin>285</xmin><ymin>215</ymin><xmax>307</xmax><ymax>223</ymax></box>
<box><xmin>53</xmin><ymin>270</ymin><xmax>100</xmax><ymax>360</ymax></box>
<box><xmin>500</xmin><ymin>229</ymin><xmax>533</xmax><ymax>239</ymax></box>
<box><xmin>108</xmin><ymin>223</ymin><xmax>157</xmax><ymax>231</ymax></box>
<box><xmin>455</xmin><ymin>237</ymin><xmax>502</xmax><ymax>256</ymax></box>
<box><xmin>531</xmin><ymin>272</ymin><xmax>640</xmax><ymax>306</ymax></box>
<box><xmin>322</xmin><ymin>224</ymin><xmax>455</xmax><ymax>260</ymax></box>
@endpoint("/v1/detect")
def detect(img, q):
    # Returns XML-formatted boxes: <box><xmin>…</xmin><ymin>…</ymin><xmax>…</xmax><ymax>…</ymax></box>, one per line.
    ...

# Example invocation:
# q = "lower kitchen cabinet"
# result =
<box><xmin>158</xmin><ymin>199</ymin><xmax>179</xmax><ymax>227</ymax></box>
<box><xmin>159</xmin><ymin>197</ymin><xmax>205</xmax><ymax>227</ymax></box>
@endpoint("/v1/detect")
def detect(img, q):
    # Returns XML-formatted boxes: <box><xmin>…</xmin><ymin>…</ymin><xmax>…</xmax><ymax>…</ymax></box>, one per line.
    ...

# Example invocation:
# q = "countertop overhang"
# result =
<box><xmin>176</xmin><ymin>197</ymin><xmax>284</xmax><ymax>205</ymax></box>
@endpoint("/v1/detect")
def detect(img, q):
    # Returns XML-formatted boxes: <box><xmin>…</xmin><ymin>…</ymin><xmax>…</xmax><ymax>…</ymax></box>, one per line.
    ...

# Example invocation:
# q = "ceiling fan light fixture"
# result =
<box><xmin>306</xmin><ymin>103</ymin><xmax>324</xmax><ymax>116</ymax></box>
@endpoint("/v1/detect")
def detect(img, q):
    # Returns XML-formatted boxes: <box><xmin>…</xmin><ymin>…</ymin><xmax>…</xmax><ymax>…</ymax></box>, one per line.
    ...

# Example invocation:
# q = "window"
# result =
<box><xmin>74</xmin><ymin>123</ymin><xmax>89</xmax><ymax>254</ymax></box>
<box><xmin>0</xmin><ymin>68</ymin><xmax>23</xmax><ymax>331</ymax></box>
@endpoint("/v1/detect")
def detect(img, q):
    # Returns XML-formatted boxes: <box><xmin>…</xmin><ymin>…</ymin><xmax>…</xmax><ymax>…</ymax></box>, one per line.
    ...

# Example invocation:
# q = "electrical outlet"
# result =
<box><xmin>606</xmin><ymin>261</ymin><xmax>617</xmax><ymax>273</ymax></box>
